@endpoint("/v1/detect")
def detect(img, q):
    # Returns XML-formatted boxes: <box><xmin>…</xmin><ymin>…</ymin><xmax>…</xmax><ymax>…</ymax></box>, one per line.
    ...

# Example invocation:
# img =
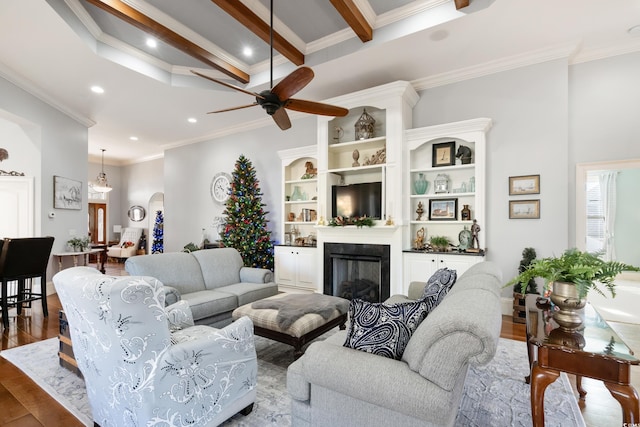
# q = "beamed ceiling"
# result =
<box><xmin>1</xmin><ymin>0</ymin><xmax>639</xmax><ymax>164</ymax></box>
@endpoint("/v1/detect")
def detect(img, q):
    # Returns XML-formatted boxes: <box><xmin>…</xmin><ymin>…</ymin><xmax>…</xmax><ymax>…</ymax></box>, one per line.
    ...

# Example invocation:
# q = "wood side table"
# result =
<box><xmin>525</xmin><ymin>294</ymin><xmax>639</xmax><ymax>426</ymax></box>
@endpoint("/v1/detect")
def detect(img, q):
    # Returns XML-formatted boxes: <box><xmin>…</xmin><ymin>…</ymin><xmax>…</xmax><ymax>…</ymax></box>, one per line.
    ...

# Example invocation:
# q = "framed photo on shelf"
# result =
<box><xmin>432</xmin><ymin>141</ymin><xmax>456</xmax><ymax>167</ymax></box>
<box><xmin>509</xmin><ymin>199</ymin><xmax>540</xmax><ymax>219</ymax></box>
<box><xmin>428</xmin><ymin>198</ymin><xmax>458</xmax><ymax>220</ymax></box>
<box><xmin>509</xmin><ymin>174</ymin><xmax>540</xmax><ymax>195</ymax></box>
<box><xmin>53</xmin><ymin>175</ymin><xmax>82</xmax><ymax>210</ymax></box>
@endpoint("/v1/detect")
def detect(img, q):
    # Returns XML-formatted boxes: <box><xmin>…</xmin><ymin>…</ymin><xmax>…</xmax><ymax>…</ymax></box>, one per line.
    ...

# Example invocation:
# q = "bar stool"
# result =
<box><xmin>0</xmin><ymin>236</ymin><xmax>55</xmax><ymax>328</ymax></box>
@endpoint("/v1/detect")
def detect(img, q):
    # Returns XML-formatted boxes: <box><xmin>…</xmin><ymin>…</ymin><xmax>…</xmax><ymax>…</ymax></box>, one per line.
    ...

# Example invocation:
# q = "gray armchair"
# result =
<box><xmin>53</xmin><ymin>266</ymin><xmax>257</xmax><ymax>427</ymax></box>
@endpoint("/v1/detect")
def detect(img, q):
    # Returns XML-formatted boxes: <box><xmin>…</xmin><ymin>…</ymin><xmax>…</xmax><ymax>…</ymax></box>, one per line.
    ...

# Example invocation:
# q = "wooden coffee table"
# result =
<box><xmin>232</xmin><ymin>293</ymin><xmax>348</xmax><ymax>359</ymax></box>
<box><xmin>525</xmin><ymin>294</ymin><xmax>639</xmax><ymax>426</ymax></box>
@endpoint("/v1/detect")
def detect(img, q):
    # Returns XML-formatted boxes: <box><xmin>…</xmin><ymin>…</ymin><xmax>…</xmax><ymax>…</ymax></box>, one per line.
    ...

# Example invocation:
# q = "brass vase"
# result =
<box><xmin>549</xmin><ymin>281</ymin><xmax>586</xmax><ymax>331</ymax></box>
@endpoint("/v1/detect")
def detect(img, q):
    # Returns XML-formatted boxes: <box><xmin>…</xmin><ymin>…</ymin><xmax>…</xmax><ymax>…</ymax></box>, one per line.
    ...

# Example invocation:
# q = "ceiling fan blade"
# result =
<box><xmin>272</xmin><ymin>107</ymin><xmax>292</xmax><ymax>130</ymax></box>
<box><xmin>191</xmin><ymin>70</ymin><xmax>264</xmax><ymax>100</ymax></box>
<box><xmin>285</xmin><ymin>98</ymin><xmax>349</xmax><ymax>117</ymax></box>
<box><xmin>207</xmin><ymin>103</ymin><xmax>258</xmax><ymax>114</ymax></box>
<box><xmin>271</xmin><ymin>67</ymin><xmax>314</xmax><ymax>101</ymax></box>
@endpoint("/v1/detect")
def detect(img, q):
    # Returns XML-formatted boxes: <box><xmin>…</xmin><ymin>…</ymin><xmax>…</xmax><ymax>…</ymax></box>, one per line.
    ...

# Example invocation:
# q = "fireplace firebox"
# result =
<box><xmin>324</xmin><ymin>243</ymin><xmax>390</xmax><ymax>303</ymax></box>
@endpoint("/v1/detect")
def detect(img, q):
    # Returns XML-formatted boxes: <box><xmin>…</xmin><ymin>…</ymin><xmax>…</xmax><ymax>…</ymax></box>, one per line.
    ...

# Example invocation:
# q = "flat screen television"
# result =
<box><xmin>331</xmin><ymin>182</ymin><xmax>382</xmax><ymax>219</ymax></box>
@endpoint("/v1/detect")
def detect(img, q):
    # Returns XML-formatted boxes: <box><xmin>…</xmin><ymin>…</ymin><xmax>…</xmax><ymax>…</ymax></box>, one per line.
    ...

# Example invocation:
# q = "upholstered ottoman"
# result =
<box><xmin>232</xmin><ymin>293</ymin><xmax>349</xmax><ymax>358</ymax></box>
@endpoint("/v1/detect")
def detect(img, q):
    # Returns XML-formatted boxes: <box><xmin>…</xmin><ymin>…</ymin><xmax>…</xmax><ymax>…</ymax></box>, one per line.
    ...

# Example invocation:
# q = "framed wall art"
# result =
<box><xmin>428</xmin><ymin>198</ymin><xmax>458</xmax><ymax>220</ymax></box>
<box><xmin>509</xmin><ymin>174</ymin><xmax>540</xmax><ymax>195</ymax></box>
<box><xmin>54</xmin><ymin>175</ymin><xmax>82</xmax><ymax>210</ymax></box>
<box><xmin>432</xmin><ymin>141</ymin><xmax>456</xmax><ymax>167</ymax></box>
<box><xmin>509</xmin><ymin>199</ymin><xmax>540</xmax><ymax>219</ymax></box>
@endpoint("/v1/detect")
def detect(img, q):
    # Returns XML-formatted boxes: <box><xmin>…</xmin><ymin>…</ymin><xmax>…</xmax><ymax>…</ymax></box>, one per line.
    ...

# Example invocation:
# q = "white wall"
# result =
<box><xmin>568</xmin><ymin>52</ymin><xmax>640</xmax><ymax>259</ymax></box>
<box><xmin>413</xmin><ymin>59</ymin><xmax>570</xmax><ymax>293</ymax></box>
<box><xmin>163</xmin><ymin>116</ymin><xmax>316</xmax><ymax>253</ymax></box>
<box><xmin>0</xmin><ymin>75</ymin><xmax>88</xmax><ymax>277</ymax></box>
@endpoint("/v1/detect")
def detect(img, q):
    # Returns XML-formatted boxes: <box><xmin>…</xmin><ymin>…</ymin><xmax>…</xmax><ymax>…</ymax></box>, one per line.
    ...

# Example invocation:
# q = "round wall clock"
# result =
<box><xmin>211</xmin><ymin>172</ymin><xmax>232</xmax><ymax>203</ymax></box>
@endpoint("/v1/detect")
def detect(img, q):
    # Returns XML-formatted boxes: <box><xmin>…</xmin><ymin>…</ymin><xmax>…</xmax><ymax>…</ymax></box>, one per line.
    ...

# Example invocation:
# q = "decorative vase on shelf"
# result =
<box><xmin>414</xmin><ymin>173</ymin><xmax>429</xmax><ymax>195</ymax></box>
<box><xmin>461</xmin><ymin>204</ymin><xmax>471</xmax><ymax>221</ymax></box>
<box><xmin>291</xmin><ymin>185</ymin><xmax>303</xmax><ymax>201</ymax></box>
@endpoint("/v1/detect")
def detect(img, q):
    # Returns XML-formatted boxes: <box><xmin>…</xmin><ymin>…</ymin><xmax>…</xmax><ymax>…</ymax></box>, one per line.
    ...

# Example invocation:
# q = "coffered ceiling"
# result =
<box><xmin>1</xmin><ymin>0</ymin><xmax>639</xmax><ymax>164</ymax></box>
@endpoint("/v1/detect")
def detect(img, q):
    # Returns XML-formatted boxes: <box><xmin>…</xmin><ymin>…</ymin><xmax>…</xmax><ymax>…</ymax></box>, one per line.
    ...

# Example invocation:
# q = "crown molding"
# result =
<box><xmin>570</xmin><ymin>38</ymin><xmax>640</xmax><ymax>64</ymax></box>
<box><xmin>375</xmin><ymin>0</ymin><xmax>451</xmax><ymax>28</ymax></box>
<box><xmin>412</xmin><ymin>42</ymin><xmax>580</xmax><ymax>91</ymax></box>
<box><xmin>0</xmin><ymin>62</ymin><xmax>95</xmax><ymax>128</ymax></box>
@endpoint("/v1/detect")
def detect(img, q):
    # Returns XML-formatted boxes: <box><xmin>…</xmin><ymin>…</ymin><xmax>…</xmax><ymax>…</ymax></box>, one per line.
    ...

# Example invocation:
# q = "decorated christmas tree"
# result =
<box><xmin>221</xmin><ymin>155</ymin><xmax>274</xmax><ymax>270</ymax></box>
<box><xmin>151</xmin><ymin>210</ymin><xmax>164</xmax><ymax>254</ymax></box>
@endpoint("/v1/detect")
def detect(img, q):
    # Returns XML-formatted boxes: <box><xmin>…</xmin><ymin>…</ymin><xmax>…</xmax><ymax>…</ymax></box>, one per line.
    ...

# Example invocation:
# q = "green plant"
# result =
<box><xmin>506</xmin><ymin>248</ymin><xmax>639</xmax><ymax>299</ymax></box>
<box><xmin>429</xmin><ymin>235</ymin><xmax>450</xmax><ymax>251</ymax></box>
<box><xmin>513</xmin><ymin>247</ymin><xmax>538</xmax><ymax>294</ymax></box>
<box><xmin>327</xmin><ymin>216</ymin><xmax>374</xmax><ymax>228</ymax></box>
<box><xmin>67</xmin><ymin>236</ymin><xmax>90</xmax><ymax>250</ymax></box>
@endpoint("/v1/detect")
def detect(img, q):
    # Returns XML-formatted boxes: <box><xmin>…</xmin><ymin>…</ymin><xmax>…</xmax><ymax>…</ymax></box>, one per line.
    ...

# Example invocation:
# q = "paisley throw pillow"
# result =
<box><xmin>422</xmin><ymin>268</ymin><xmax>457</xmax><ymax>312</ymax></box>
<box><xmin>343</xmin><ymin>298</ymin><xmax>428</xmax><ymax>360</ymax></box>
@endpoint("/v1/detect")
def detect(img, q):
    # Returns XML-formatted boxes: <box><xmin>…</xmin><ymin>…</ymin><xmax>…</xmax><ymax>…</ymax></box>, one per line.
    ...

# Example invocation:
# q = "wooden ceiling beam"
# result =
<box><xmin>454</xmin><ymin>0</ymin><xmax>470</xmax><ymax>10</ymax></box>
<box><xmin>85</xmin><ymin>0</ymin><xmax>250</xmax><ymax>83</ymax></box>
<box><xmin>210</xmin><ymin>0</ymin><xmax>304</xmax><ymax>66</ymax></box>
<box><xmin>330</xmin><ymin>0</ymin><xmax>372</xmax><ymax>43</ymax></box>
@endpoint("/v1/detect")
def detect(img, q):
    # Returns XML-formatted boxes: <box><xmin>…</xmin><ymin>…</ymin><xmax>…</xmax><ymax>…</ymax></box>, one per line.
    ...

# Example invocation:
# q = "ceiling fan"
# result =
<box><xmin>191</xmin><ymin>0</ymin><xmax>348</xmax><ymax>130</ymax></box>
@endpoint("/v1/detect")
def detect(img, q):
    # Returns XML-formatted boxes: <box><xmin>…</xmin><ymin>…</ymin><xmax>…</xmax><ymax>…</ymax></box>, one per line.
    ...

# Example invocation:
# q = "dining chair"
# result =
<box><xmin>0</xmin><ymin>236</ymin><xmax>55</xmax><ymax>328</ymax></box>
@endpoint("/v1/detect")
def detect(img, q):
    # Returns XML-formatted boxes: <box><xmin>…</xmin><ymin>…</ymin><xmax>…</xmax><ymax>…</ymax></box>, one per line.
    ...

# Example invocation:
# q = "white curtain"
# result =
<box><xmin>598</xmin><ymin>171</ymin><xmax>617</xmax><ymax>261</ymax></box>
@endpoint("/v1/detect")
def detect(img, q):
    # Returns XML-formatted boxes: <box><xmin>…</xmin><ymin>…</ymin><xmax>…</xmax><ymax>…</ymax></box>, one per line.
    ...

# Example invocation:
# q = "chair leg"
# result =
<box><xmin>40</xmin><ymin>275</ymin><xmax>48</xmax><ymax>317</ymax></box>
<box><xmin>239</xmin><ymin>403</ymin><xmax>254</xmax><ymax>416</ymax></box>
<box><xmin>2</xmin><ymin>280</ymin><xmax>9</xmax><ymax>329</ymax></box>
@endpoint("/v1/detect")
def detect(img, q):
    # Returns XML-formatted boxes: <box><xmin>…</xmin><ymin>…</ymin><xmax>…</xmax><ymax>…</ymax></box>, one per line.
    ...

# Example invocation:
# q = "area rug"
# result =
<box><xmin>1</xmin><ymin>336</ymin><xmax>584</xmax><ymax>427</ymax></box>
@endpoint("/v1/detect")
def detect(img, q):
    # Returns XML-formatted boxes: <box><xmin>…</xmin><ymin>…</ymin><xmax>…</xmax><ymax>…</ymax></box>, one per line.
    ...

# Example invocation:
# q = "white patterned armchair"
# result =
<box><xmin>53</xmin><ymin>267</ymin><xmax>257</xmax><ymax>427</ymax></box>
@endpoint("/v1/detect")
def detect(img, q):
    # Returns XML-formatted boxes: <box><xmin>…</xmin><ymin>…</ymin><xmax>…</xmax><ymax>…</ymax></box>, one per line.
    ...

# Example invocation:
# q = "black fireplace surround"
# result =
<box><xmin>324</xmin><ymin>243</ymin><xmax>390</xmax><ymax>303</ymax></box>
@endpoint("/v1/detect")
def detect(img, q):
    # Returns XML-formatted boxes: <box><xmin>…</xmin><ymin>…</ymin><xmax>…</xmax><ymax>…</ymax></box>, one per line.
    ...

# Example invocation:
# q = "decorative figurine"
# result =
<box><xmin>385</xmin><ymin>215</ymin><xmax>394</xmax><ymax>226</ymax></box>
<box><xmin>416</xmin><ymin>201</ymin><xmax>425</xmax><ymax>221</ymax></box>
<box><xmin>333</xmin><ymin>126</ymin><xmax>344</xmax><ymax>142</ymax></box>
<box><xmin>352</xmin><ymin>149</ymin><xmax>360</xmax><ymax>167</ymax></box>
<box><xmin>456</xmin><ymin>145</ymin><xmax>472</xmax><ymax>164</ymax></box>
<box><xmin>301</xmin><ymin>161</ymin><xmax>317</xmax><ymax>179</ymax></box>
<box><xmin>414</xmin><ymin>227</ymin><xmax>425</xmax><ymax>250</ymax></box>
<box><xmin>468</xmin><ymin>219</ymin><xmax>481</xmax><ymax>252</ymax></box>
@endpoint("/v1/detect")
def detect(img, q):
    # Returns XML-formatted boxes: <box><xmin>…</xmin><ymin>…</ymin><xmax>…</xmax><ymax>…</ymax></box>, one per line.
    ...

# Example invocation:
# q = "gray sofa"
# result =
<box><xmin>286</xmin><ymin>261</ymin><xmax>503</xmax><ymax>427</ymax></box>
<box><xmin>125</xmin><ymin>248</ymin><xmax>278</xmax><ymax>328</ymax></box>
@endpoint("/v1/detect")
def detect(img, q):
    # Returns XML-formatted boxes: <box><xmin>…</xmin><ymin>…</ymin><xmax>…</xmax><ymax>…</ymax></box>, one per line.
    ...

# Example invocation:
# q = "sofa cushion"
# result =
<box><xmin>421</xmin><ymin>268</ymin><xmax>457</xmax><ymax>309</ymax></box>
<box><xmin>343</xmin><ymin>298</ymin><xmax>428</xmax><ymax>360</ymax></box>
<box><xmin>181</xmin><ymin>290</ymin><xmax>237</xmax><ymax>322</ymax></box>
<box><xmin>217</xmin><ymin>282</ymin><xmax>278</xmax><ymax>306</ymax></box>
<box><xmin>192</xmin><ymin>248</ymin><xmax>243</xmax><ymax>289</ymax></box>
<box><xmin>125</xmin><ymin>252</ymin><xmax>206</xmax><ymax>293</ymax></box>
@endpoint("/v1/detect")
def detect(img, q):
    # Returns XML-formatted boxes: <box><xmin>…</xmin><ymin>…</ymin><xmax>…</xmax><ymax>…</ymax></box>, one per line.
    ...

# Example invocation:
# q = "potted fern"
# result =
<box><xmin>507</xmin><ymin>248</ymin><xmax>639</xmax><ymax>330</ymax></box>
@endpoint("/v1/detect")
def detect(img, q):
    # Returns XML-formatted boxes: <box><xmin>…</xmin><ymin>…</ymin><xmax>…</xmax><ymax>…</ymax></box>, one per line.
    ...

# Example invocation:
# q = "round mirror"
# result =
<box><xmin>128</xmin><ymin>205</ymin><xmax>146</xmax><ymax>222</ymax></box>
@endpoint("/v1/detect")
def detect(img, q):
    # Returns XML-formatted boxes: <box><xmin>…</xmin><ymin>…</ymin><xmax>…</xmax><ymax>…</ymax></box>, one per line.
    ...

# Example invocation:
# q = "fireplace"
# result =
<box><xmin>324</xmin><ymin>243</ymin><xmax>390</xmax><ymax>303</ymax></box>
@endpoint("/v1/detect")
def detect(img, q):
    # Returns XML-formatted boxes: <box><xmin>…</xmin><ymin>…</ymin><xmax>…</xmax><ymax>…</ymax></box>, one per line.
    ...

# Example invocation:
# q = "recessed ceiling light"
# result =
<box><xmin>129</xmin><ymin>136</ymin><xmax>139</xmax><ymax>141</ymax></box>
<box><xmin>90</xmin><ymin>85</ymin><xmax>104</xmax><ymax>94</ymax></box>
<box><xmin>242</xmin><ymin>46</ymin><xmax>253</xmax><ymax>57</ymax></box>
<box><xmin>188</xmin><ymin>117</ymin><xmax>197</xmax><ymax>123</ymax></box>
<box><xmin>146</xmin><ymin>38</ymin><xmax>157</xmax><ymax>48</ymax></box>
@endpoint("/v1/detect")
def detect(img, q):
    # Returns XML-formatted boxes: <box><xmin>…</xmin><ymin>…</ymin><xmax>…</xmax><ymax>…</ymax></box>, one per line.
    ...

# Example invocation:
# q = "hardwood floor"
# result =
<box><xmin>0</xmin><ymin>262</ymin><xmax>636</xmax><ymax>426</ymax></box>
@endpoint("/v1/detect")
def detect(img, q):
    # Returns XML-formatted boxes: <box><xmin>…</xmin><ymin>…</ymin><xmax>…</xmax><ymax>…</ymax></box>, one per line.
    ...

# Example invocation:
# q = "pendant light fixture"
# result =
<box><xmin>91</xmin><ymin>149</ymin><xmax>112</xmax><ymax>193</ymax></box>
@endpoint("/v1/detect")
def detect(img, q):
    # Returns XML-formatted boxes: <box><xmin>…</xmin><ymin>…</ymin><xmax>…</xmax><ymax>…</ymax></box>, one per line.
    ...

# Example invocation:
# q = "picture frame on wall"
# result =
<box><xmin>428</xmin><ymin>198</ymin><xmax>458</xmax><ymax>220</ymax></box>
<box><xmin>509</xmin><ymin>199</ymin><xmax>540</xmax><ymax>219</ymax></box>
<box><xmin>432</xmin><ymin>141</ymin><xmax>456</xmax><ymax>167</ymax></box>
<box><xmin>509</xmin><ymin>174</ymin><xmax>540</xmax><ymax>195</ymax></box>
<box><xmin>54</xmin><ymin>175</ymin><xmax>82</xmax><ymax>210</ymax></box>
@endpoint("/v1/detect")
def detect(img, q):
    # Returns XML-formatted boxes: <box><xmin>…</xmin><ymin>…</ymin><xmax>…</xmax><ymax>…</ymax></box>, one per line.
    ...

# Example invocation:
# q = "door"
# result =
<box><xmin>0</xmin><ymin>176</ymin><xmax>34</xmax><ymax>237</ymax></box>
<box><xmin>88</xmin><ymin>203</ymin><xmax>107</xmax><ymax>244</ymax></box>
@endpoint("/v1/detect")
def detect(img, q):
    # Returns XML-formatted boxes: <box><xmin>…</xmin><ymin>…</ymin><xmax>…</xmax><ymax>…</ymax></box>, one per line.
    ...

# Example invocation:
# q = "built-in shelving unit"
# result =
<box><xmin>403</xmin><ymin>118</ymin><xmax>492</xmax><ymax>282</ymax></box>
<box><xmin>278</xmin><ymin>146</ymin><xmax>318</xmax><ymax>245</ymax></box>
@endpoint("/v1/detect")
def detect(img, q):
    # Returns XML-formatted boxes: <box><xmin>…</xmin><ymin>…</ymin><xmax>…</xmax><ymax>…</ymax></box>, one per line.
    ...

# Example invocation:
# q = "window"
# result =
<box><xmin>585</xmin><ymin>173</ymin><xmax>604</xmax><ymax>253</ymax></box>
